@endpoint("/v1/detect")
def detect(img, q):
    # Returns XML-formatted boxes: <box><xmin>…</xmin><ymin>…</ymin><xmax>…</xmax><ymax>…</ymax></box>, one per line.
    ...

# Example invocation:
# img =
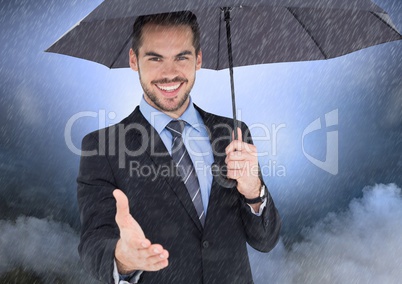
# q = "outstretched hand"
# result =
<box><xmin>113</xmin><ymin>189</ymin><xmax>169</xmax><ymax>274</ymax></box>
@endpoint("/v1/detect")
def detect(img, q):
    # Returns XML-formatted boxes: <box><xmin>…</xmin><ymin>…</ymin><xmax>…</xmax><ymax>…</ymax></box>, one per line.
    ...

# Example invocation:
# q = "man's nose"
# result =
<box><xmin>161</xmin><ymin>61</ymin><xmax>179</xmax><ymax>78</ymax></box>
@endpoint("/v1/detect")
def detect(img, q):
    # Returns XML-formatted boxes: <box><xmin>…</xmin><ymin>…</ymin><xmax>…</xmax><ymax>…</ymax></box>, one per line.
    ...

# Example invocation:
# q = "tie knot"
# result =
<box><xmin>166</xmin><ymin>120</ymin><xmax>185</xmax><ymax>137</ymax></box>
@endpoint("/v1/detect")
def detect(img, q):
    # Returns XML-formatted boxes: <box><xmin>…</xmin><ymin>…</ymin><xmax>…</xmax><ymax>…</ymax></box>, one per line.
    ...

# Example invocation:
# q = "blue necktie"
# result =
<box><xmin>166</xmin><ymin>120</ymin><xmax>205</xmax><ymax>226</ymax></box>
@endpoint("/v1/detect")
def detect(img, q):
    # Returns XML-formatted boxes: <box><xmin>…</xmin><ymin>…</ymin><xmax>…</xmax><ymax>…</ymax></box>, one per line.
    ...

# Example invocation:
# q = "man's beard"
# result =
<box><xmin>139</xmin><ymin>70</ymin><xmax>195</xmax><ymax>113</ymax></box>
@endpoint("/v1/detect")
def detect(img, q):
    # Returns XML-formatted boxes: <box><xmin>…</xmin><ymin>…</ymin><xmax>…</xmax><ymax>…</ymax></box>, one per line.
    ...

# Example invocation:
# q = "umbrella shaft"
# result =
<box><xmin>223</xmin><ymin>8</ymin><xmax>238</xmax><ymax>141</ymax></box>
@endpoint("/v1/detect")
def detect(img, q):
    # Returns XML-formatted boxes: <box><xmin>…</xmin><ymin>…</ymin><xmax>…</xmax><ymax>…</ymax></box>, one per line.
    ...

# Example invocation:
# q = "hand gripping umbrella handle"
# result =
<box><xmin>211</xmin><ymin>163</ymin><xmax>237</xmax><ymax>188</ymax></box>
<box><xmin>211</xmin><ymin>8</ymin><xmax>238</xmax><ymax>189</ymax></box>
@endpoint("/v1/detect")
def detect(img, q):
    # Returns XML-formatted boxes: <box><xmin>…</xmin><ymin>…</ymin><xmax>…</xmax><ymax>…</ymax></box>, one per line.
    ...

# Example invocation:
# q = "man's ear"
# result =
<box><xmin>129</xmin><ymin>48</ymin><xmax>139</xmax><ymax>71</ymax></box>
<box><xmin>196</xmin><ymin>50</ymin><xmax>202</xmax><ymax>70</ymax></box>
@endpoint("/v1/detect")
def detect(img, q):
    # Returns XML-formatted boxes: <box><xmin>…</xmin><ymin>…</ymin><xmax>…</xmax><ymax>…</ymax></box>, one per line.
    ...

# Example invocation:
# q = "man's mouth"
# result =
<box><xmin>155</xmin><ymin>83</ymin><xmax>182</xmax><ymax>92</ymax></box>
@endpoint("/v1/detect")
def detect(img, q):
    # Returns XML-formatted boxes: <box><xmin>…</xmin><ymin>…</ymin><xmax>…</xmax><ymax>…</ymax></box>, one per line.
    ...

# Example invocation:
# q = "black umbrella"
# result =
<box><xmin>46</xmin><ymin>0</ymin><xmax>401</xmax><ymax>186</ymax></box>
<box><xmin>46</xmin><ymin>0</ymin><xmax>401</xmax><ymax>136</ymax></box>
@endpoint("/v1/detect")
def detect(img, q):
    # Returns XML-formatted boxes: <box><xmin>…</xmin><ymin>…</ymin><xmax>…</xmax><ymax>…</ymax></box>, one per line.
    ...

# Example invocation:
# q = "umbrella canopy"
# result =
<box><xmin>46</xmin><ymin>0</ymin><xmax>401</xmax><ymax>69</ymax></box>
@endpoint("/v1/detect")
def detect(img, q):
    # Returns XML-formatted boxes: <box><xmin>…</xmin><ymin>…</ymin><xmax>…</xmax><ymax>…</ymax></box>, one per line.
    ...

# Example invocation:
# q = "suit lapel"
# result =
<box><xmin>125</xmin><ymin>107</ymin><xmax>204</xmax><ymax>233</ymax></box>
<box><xmin>195</xmin><ymin>105</ymin><xmax>238</xmax><ymax>225</ymax></box>
<box><xmin>195</xmin><ymin>105</ymin><xmax>232</xmax><ymax>172</ymax></box>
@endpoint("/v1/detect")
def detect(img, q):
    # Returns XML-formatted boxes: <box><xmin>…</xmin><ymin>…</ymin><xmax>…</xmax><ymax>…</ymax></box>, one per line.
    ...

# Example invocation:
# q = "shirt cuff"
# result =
<box><xmin>247</xmin><ymin>196</ymin><xmax>267</xmax><ymax>216</ymax></box>
<box><xmin>113</xmin><ymin>259</ymin><xmax>143</xmax><ymax>284</ymax></box>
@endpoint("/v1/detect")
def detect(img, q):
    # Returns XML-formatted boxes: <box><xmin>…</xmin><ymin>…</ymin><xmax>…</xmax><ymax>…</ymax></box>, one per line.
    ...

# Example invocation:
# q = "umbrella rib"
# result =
<box><xmin>216</xmin><ymin>9</ymin><xmax>223</xmax><ymax>70</ymax></box>
<box><xmin>369</xmin><ymin>12</ymin><xmax>402</xmax><ymax>38</ymax></box>
<box><xmin>286</xmin><ymin>7</ymin><xmax>328</xmax><ymax>59</ymax></box>
<box><xmin>110</xmin><ymin>30</ymin><xmax>134</xmax><ymax>68</ymax></box>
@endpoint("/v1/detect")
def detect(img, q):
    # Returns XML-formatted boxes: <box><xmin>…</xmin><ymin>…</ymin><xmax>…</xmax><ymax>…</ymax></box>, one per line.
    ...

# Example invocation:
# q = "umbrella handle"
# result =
<box><xmin>223</xmin><ymin>7</ymin><xmax>239</xmax><ymax>141</ymax></box>
<box><xmin>211</xmin><ymin>8</ymin><xmax>241</xmax><ymax>189</ymax></box>
<box><xmin>211</xmin><ymin>163</ymin><xmax>237</xmax><ymax>188</ymax></box>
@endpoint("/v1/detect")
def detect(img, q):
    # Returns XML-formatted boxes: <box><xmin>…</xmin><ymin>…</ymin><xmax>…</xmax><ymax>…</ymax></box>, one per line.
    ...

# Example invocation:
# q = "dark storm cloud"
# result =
<box><xmin>250</xmin><ymin>183</ymin><xmax>402</xmax><ymax>283</ymax></box>
<box><xmin>0</xmin><ymin>217</ymin><xmax>99</xmax><ymax>283</ymax></box>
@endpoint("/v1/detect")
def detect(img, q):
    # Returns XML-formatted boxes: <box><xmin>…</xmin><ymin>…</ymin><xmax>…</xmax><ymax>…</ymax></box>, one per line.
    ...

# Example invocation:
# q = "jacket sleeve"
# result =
<box><xmin>77</xmin><ymin>131</ymin><xmax>120</xmax><ymax>283</ymax></box>
<box><xmin>238</xmin><ymin>122</ymin><xmax>282</xmax><ymax>252</ymax></box>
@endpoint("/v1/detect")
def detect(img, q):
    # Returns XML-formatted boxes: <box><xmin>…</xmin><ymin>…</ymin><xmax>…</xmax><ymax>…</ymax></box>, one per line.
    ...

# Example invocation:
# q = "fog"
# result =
<box><xmin>1</xmin><ymin>184</ymin><xmax>400</xmax><ymax>283</ymax></box>
<box><xmin>0</xmin><ymin>216</ymin><xmax>98</xmax><ymax>282</ymax></box>
<box><xmin>250</xmin><ymin>183</ymin><xmax>402</xmax><ymax>284</ymax></box>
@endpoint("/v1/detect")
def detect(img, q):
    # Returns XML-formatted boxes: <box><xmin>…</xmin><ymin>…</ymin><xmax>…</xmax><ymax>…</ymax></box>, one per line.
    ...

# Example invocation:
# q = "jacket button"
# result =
<box><xmin>202</xmin><ymin>241</ymin><xmax>209</xmax><ymax>248</ymax></box>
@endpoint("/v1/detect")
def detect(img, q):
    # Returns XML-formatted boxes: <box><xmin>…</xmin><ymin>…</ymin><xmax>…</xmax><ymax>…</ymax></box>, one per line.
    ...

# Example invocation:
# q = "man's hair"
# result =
<box><xmin>131</xmin><ymin>11</ymin><xmax>201</xmax><ymax>56</ymax></box>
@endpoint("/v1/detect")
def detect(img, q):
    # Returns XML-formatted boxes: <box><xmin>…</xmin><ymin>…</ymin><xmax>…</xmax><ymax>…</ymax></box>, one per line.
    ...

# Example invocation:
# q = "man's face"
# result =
<box><xmin>129</xmin><ymin>23</ymin><xmax>202</xmax><ymax>118</ymax></box>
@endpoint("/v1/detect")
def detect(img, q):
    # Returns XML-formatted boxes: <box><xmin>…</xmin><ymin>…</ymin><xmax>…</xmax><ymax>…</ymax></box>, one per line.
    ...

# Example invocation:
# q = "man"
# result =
<box><xmin>77</xmin><ymin>11</ymin><xmax>281</xmax><ymax>284</ymax></box>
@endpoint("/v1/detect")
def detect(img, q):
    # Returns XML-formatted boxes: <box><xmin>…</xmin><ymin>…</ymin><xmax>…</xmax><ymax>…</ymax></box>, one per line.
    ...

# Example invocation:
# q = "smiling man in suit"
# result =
<box><xmin>77</xmin><ymin>11</ymin><xmax>281</xmax><ymax>284</ymax></box>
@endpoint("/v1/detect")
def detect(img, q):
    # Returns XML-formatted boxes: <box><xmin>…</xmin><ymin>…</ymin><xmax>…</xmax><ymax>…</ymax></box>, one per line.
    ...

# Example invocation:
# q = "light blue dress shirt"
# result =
<box><xmin>139</xmin><ymin>96</ymin><xmax>214</xmax><ymax>215</ymax></box>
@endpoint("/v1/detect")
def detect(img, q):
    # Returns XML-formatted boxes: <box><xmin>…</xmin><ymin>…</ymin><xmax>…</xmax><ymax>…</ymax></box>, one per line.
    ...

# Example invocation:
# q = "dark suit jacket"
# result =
<box><xmin>77</xmin><ymin>104</ymin><xmax>281</xmax><ymax>283</ymax></box>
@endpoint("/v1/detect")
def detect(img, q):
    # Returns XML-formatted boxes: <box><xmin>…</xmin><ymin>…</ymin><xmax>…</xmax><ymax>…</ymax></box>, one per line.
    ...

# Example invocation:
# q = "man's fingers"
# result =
<box><xmin>226</xmin><ymin>145</ymin><xmax>257</xmax><ymax>161</ymax></box>
<box><xmin>146</xmin><ymin>258</ymin><xmax>169</xmax><ymax>271</ymax></box>
<box><xmin>227</xmin><ymin>128</ymin><xmax>243</xmax><ymax>153</ymax></box>
<box><xmin>132</xmin><ymin>243</ymin><xmax>164</xmax><ymax>258</ymax></box>
<box><xmin>134</xmin><ymin>245</ymin><xmax>169</xmax><ymax>271</ymax></box>
<box><xmin>141</xmin><ymin>244</ymin><xmax>165</xmax><ymax>257</ymax></box>
<box><xmin>130</xmin><ymin>237</ymin><xmax>151</xmax><ymax>250</ymax></box>
<box><xmin>145</xmin><ymin>247</ymin><xmax>169</xmax><ymax>261</ymax></box>
<box><xmin>145</xmin><ymin>255</ymin><xmax>169</xmax><ymax>271</ymax></box>
<box><xmin>225</xmin><ymin>140</ymin><xmax>242</xmax><ymax>154</ymax></box>
<box><xmin>226</xmin><ymin>160</ymin><xmax>247</xmax><ymax>170</ymax></box>
<box><xmin>143</xmin><ymin>246</ymin><xmax>169</xmax><ymax>271</ymax></box>
<box><xmin>226</xmin><ymin>139</ymin><xmax>256</xmax><ymax>157</ymax></box>
<box><xmin>231</xmin><ymin>127</ymin><xmax>243</xmax><ymax>142</ymax></box>
<box><xmin>115</xmin><ymin>239</ymin><xmax>168</xmax><ymax>272</ymax></box>
<box><xmin>236</xmin><ymin>127</ymin><xmax>243</xmax><ymax>142</ymax></box>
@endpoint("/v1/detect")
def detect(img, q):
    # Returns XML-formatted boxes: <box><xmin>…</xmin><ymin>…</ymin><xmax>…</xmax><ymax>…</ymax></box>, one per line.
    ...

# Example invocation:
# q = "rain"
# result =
<box><xmin>0</xmin><ymin>0</ymin><xmax>401</xmax><ymax>283</ymax></box>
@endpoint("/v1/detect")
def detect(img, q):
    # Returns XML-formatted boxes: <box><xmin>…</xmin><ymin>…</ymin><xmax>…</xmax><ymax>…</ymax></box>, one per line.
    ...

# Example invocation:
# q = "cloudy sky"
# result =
<box><xmin>0</xmin><ymin>0</ymin><xmax>401</xmax><ymax>282</ymax></box>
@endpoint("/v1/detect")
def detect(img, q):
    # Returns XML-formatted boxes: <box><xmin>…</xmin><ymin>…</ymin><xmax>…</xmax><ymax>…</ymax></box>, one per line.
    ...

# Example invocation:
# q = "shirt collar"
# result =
<box><xmin>139</xmin><ymin>96</ymin><xmax>203</xmax><ymax>135</ymax></box>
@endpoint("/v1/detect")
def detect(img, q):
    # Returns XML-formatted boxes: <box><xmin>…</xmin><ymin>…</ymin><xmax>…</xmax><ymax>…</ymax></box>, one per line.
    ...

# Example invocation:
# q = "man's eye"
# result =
<box><xmin>177</xmin><ymin>56</ymin><xmax>188</xmax><ymax>61</ymax></box>
<box><xmin>149</xmin><ymin>57</ymin><xmax>161</xmax><ymax>61</ymax></box>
